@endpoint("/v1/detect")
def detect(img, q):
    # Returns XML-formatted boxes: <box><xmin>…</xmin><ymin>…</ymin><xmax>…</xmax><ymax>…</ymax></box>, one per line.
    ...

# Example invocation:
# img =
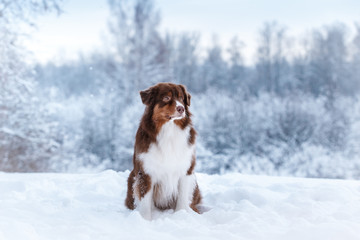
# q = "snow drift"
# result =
<box><xmin>0</xmin><ymin>170</ymin><xmax>359</xmax><ymax>240</ymax></box>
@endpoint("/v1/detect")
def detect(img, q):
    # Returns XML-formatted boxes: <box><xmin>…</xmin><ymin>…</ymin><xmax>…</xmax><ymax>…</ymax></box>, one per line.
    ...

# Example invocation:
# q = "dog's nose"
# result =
<box><xmin>176</xmin><ymin>106</ymin><xmax>184</xmax><ymax>114</ymax></box>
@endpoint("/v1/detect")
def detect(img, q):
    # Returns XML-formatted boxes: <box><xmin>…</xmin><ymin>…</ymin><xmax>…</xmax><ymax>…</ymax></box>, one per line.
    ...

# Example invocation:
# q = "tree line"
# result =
<box><xmin>1</xmin><ymin>0</ymin><xmax>360</xmax><ymax>178</ymax></box>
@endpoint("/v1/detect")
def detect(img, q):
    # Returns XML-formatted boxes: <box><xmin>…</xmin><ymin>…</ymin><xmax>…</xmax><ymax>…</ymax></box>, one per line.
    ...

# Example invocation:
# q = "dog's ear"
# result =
<box><xmin>140</xmin><ymin>87</ymin><xmax>154</xmax><ymax>105</ymax></box>
<box><xmin>179</xmin><ymin>84</ymin><xmax>191</xmax><ymax>106</ymax></box>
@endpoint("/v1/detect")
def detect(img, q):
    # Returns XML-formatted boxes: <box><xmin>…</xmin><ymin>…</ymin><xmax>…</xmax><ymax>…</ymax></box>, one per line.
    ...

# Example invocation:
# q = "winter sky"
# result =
<box><xmin>25</xmin><ymin>0</ymin><xmax>360</xmax><ymax>65</ymax></box>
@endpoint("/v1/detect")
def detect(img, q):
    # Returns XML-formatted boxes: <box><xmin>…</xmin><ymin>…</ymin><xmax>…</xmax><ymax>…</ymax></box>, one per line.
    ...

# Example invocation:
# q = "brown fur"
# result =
<box><xmin>125</xmin><ymin>170</ymin><xmax>135</xmax><ymax>210</ymax></box>
<box><xmin>188</xmin><ymin>127</ymin><xmax>196</xmax><ymax>145</ymax></box>
<box><xmin>125</xmin><ymin>160</ymin><xmax>152</xmax><ymax>209</ymax></box>
<box><xmin>125</xmin><ymin>82</ymin><xmax>202</xmax><ymax>214</ymax></box>
<box><xmin>190</xmin><ymin>184</ymin><xmax>202</xmax><ymax>213</ymax></box>
<box><xmin>187</xmin><ymin>154</ymin><xmax>196</xmax><ymax>176</ymax></box>
<box><xmin>153</xmin><ymin>183</ymin><xmax>177</xmax><ymax>210</ymax></box>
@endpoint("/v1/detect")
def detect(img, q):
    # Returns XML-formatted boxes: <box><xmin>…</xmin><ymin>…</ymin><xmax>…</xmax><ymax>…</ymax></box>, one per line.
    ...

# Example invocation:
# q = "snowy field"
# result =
<box><xmin>1</xmin><ymin>170</ymin><xmax>360</xmax><ymax>240</ymax></box>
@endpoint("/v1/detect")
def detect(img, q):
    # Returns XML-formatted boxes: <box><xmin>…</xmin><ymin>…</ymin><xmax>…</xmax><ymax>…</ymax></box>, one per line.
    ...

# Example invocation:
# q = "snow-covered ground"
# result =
<box><xmin>0</xmin><ymin>170</ymin><xmax>359</xmax><ymax>240</ymax></box>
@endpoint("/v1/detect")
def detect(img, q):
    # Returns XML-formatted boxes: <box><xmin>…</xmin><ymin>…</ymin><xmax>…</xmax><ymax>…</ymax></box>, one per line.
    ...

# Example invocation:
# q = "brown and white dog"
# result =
<box><xmin>125</xmin><ymin>83</ymin><xmax>201</xmax><ymax>220</ymax></box>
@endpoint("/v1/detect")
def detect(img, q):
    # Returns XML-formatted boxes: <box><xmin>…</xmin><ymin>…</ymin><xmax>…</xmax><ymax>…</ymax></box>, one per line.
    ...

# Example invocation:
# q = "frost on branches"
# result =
<box><xmin>0</xmin><ymin>0</ymin><xmax>61</xmax><ymax>171</ymax></box>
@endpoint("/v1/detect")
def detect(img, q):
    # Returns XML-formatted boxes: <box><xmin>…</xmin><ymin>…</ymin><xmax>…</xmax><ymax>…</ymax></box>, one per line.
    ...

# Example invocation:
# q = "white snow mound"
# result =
<box><xmin>0</xmin><ymin>170</ymin><xmax>359</xmax><ymax>240</ymax></box>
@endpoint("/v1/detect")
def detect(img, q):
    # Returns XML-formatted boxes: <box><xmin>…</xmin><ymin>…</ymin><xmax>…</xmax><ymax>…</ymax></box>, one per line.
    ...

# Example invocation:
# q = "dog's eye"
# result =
<box><xmin>163</xmin><ymin>96</ymin><xmax>171</xmax><ymax>102</ymax></box>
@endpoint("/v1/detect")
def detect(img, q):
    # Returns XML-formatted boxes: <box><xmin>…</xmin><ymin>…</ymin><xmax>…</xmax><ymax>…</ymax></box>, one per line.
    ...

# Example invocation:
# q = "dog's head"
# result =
<box><xmin>140</xmin><ymin>83</ymin><xmax>191</xmax><ymax>122</ymax></box>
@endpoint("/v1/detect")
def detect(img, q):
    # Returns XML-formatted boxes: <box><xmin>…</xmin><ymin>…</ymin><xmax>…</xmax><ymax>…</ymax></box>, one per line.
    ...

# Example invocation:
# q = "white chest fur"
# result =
<box><xmin>139</xmin><ymin>121</ymin><xmax>194</xmax><ymax>204</ymax></box>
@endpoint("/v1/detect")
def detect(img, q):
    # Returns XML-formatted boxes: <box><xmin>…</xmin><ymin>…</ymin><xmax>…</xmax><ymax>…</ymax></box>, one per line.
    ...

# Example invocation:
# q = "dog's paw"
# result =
<box><xmin>139</xmin><ymin>210</ymin><xmax>152</xmax><ymax>220</ymax></box>
<box><xmin>175</xmin><ymin>204</ymin><xmax>192</xmax><ymax>213</ymax></box>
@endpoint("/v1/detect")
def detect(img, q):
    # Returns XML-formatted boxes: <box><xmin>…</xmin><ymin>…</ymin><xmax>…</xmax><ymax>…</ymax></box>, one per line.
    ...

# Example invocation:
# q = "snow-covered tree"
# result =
<box><xmin>307</xmin><ymin>24</ymin><xmax>349</xmax><ymax>103</ymax></box>
<box><xmin>172</xmin><ymin>33</ymin><xmax>201</xmax><ymax>92</ymax></box>
<box><xmin>0</xmin><ymin>0</ymin><xmax>62</xmax><ymax>172</ymax></box>
<box><xmin>227</xmin><ymin>36</ymin><xmax>247</xmax><ymax>93</ymax></box>
<box><xmin>107</xmin><ymin>0</ymin><xmax>171</xmax><ymax>91</ymax></box>
<box><xmin>349</xmin><ymin>23</ymin><xmax>360</xmax><ymax>94</ymax></box>
<box><xmin>255</xmin><ymin>21</ymin><xmax>291</xmax><ymax>94</ymax></box>
<box><xmin>201</xmin><ymin>36</ymin><xmax>228</xmax><ymax>90</ymax></box>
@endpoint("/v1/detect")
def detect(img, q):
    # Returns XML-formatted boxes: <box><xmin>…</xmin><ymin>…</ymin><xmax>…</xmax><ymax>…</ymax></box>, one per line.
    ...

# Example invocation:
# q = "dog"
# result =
<box><xmin>125</xmin><ymin>83</ymin><xmax>201</xmax><ymax>220</ymax></box>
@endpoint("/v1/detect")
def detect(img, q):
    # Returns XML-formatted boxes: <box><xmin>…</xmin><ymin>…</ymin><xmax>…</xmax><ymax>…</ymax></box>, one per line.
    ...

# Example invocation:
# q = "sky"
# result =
<box><xmin>24</xmin><ymin>0</ymin><xmax>360</xmax><ymax>65</ymax></box>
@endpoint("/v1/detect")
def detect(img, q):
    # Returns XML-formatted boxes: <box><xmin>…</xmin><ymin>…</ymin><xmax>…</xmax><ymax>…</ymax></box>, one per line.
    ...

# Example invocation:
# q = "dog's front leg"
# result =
<box><xmin>137</xmin><ymin>187</ymin><xmax>154</xmax><ymax>220</ymax></box>
<box><xmin>134</xmin><ymin>172</ymin><xmax>154</xmax><ymax>220</ymax></box>
<box><xmin>176</xmin><ymin>174</ymin><xmax>196</xmax><ymax>212</ymax></box>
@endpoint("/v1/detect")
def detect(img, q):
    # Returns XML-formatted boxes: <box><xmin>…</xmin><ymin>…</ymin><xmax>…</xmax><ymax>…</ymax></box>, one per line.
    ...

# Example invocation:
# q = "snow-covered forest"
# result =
<box><xmin>1</xmin><ymin>0</ymin><xmax>360</xmax><ymax>179</ymax></box>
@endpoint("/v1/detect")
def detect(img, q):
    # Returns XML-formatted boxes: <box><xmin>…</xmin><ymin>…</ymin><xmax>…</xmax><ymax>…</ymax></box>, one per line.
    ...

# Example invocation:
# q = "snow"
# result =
<box><xmin>0</xmin><ymin>170</ymin><xmax>360</xmax><ymax>240</ymax></box>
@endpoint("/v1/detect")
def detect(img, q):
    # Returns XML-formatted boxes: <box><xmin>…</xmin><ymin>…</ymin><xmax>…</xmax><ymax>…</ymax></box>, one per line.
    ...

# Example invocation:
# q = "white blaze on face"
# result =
<box><xmin>176</xmin><ymin>101</ymin><xmax>184</xmax><ymax>108</ymax></box>
<box><xmin>171</xmin><ymin>101</ymin><xmax>185</xmax><ymax>120</ymax></box>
